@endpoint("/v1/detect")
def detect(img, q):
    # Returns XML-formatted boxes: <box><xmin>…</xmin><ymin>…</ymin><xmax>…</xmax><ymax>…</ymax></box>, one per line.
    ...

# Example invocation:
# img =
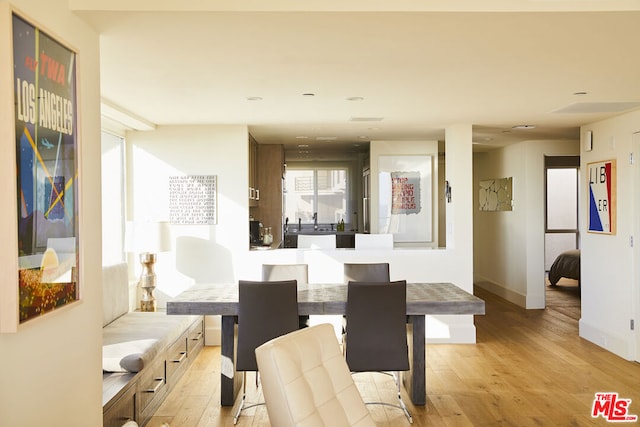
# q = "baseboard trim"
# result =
<box><xmin>475</xmin><ymin>279</ymin><xmax>527</xmax><ymax>308</ymax></box>
<box><xmin>579</xmin><ymin>319</ymin><xmax>633</xmax><ymax>361</ymax></box>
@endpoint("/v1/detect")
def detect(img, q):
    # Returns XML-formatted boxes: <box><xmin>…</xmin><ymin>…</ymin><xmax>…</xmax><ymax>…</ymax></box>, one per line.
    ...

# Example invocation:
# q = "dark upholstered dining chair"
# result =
<box><xmin>343</xmin><ymin>262</ymin><xmax>390</xmax><ymax>282</ymax></box>
<box><xmin>262</xmin><ymin>264</ymin><xmax>310</xmax><ymax>329</ymax></box>
<box><xmin>345</xmin><ymin>280</ymin><xmax>413</xmax><ymax>423</ymax></box>
<box><xmin>233</xmin><ymin>280</ymin><xmax>299</xmax><ymax>425</ymax></box>
<box><xmin>341</xmin><ymin>263</ymin><xmax>391</xmax><ymax>334</ymax></box>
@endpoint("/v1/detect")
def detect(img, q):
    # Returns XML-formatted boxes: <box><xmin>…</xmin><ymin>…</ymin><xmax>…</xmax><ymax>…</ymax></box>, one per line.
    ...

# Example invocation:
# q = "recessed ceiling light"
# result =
<box><xmin>512</xmin><ymin>125</ymin><xmax>536</xmax><ymax>130</ymax></box>
<box><xmin>302</xmin><ymin>93</ymin><xmax>315</xmax><ymax>97</ymax></box>
<box><xmin>316</xmin><ymin>136</ymin><xmax>337</xmax><ymax>141</ymax></box>
<box><xmin>573</xmin><ymin>91</ymin><xmax>588</xmax><ymax>96</ymax></box>
<box><xmin>358</xmin><ymin>135</ymin><xmax>368</xmax><ymax>139</ymax></box>
<box><xmin>346</xmin><ymin>96</ymin><xmax>364</xmax><ymax>101</ymax></box>
<box><xmin>246</xmin><ymin>96</ymin><xmax>262</xmax><ymax>101</ymax></box>
<box><xmin>295</xmin><ymin>136</ymin><xmax>309</xmax><ymax>139</ymax></box>
<box><xmin>297</xmin><ymin>144</ymin><xmax>310</xmax><ymax>148</ymax></box>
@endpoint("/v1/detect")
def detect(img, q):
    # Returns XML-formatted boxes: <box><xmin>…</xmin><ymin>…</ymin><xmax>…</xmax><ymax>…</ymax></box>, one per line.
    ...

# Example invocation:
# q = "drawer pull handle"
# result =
<box><xmin>191</xmin><ymin>332</ymin><xmax>203</xmax><ymax>341</ymax></box>
<box><xmin>145</xmin><ymin>378</ymin><xmax>164</xmax><ymax>393</ymax></box>
<box><xmin>172</xmin><ymin>351</ymin><xmax>187</xmax><ymax>363</ymax></box>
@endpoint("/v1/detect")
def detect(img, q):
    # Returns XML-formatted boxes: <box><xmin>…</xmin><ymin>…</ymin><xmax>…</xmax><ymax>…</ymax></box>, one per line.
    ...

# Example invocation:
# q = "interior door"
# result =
<box><xmin>633</xmin><ymin>132</ymin><xmax>640</xmax><ymax>362</ymax></box>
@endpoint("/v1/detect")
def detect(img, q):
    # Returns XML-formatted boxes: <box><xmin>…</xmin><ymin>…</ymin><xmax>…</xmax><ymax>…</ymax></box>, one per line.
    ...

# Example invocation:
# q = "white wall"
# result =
<box><xmin>125</xmin><ymin>125</ymin><xmax>249</xmax><ymax>344</ymax></box>
<box><xmin>126</xmin><ymin>125</ymin><xmax>249</xmax><ymax>282</ymax></box>
<box><xmin>579</xmin><ymin>110</ymin><xmax>640</xmax><ymax>360</ymax></box>
<box><xmin>0</xmin><ymin>1</ymin><xmax>103</xmax><ymax>426</ymax></box>
<box><xmin>473</xmin><ymin>139</ymin><xmax>579</xmax><ymax>308</ymax></box>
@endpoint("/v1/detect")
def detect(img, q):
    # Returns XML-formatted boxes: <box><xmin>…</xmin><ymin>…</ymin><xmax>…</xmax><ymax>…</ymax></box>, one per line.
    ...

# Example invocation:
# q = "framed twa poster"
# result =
<box><xmin>12</xmin><ymin>12</ymin><xmax>80</xmax><ymax>326</ymax></box>
<box><xmin>587</xmin><ymin>159</ymin><xmax>616</xmax><ymax>234</ymax></box>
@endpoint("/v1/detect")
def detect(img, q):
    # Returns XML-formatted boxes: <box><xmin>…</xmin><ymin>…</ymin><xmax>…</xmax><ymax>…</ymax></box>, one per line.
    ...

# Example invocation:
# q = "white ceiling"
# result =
<box><xmin>73</xmin><ymin>1</ymin><xmax>640</xmax><ymax>154</ymax></box>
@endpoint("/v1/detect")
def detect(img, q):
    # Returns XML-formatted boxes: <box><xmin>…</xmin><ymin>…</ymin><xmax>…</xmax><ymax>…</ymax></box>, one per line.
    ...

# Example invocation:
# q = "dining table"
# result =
<box><xmin>167</xmin><ymin>282</ymin><xmax>485</xmax><ymax>407</ymax></box>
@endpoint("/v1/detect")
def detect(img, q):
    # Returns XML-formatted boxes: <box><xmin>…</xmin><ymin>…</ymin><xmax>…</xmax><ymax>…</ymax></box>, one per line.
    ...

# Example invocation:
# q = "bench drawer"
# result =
<box><xmin>137</xmin><ymin>357</ymin><xmax>167</xmax><ymax>423</ymax></box>
<box><xmin>166</xmin><ymin>330</ymin><xmax>188</xmax><ymax>383</ymax></box>
<box><xmin>103</xmin><ymin>381</ymin><xmax>135</xmax><ymax>427</ymax></box>
<box><xmin>187</xmin><ymin>318</ymin><xmax>205</xmax><ymax>357</ymax></box>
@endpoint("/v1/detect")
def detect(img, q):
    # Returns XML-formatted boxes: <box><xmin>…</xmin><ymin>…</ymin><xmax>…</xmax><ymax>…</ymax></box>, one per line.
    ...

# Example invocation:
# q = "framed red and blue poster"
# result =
<box><xmin>587</xmin><ymin>159</ymin><xmax>616</xmax><ymax>235</ymax></box>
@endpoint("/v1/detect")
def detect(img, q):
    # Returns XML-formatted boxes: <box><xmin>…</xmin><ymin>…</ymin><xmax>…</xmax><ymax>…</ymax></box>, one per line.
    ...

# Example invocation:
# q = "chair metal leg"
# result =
<box><xmin>232</xmin><ymin>372</ymin><xmax>247</xmax><ymax>425</ymax></box>
<box><xmin>233</xmin><ymin>371</ymin><xmax>265</xmax><ymax>425</ymax></box>
<box><xmin>394</xmin><ymin>371</ymin><xmax>413</xmax><ymax>424</ymax></box>
<box><xmin>357</xmin><ymin>371</ymin><xmax>413</xmax><ymax>424</ymax></box>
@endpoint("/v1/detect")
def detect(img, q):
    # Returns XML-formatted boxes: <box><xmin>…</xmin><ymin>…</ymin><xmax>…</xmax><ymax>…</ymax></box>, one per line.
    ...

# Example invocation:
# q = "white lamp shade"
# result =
<box><xmin>125</xmin><ymin>221</ymin><xmax>172</xmax><ymax>253</ymax></box>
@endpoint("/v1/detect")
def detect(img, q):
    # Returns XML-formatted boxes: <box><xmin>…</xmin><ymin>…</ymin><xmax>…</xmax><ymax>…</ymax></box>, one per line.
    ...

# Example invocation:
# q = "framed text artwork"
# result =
<box><xmin>378</xmin><ymin>155</ymin><xmax>433</xmax><ymax>243</ymax></box>
<box><xmin>169</xmin><ymin>175</ymin><xmax>217</xmax><ymax>225</ymax></box>
<box><xmin>587</xmin><ymin>159</ymin><xmax>616</xmax><ymax>234</ymax></box>
<box><xmin>13</xmin><ymin>12</ymin><xmax>80</xmax><ymax>325</ymax></box>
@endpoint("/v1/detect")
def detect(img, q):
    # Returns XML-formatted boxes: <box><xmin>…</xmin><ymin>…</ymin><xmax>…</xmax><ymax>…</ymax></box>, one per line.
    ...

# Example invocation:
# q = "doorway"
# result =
<box><xmin>544</xmin><ymin>156</ymin><xmax>580</xmax><ymax>311</ymax></box>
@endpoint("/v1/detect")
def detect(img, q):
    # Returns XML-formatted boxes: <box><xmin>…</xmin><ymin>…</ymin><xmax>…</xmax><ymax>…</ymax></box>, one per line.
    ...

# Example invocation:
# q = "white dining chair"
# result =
<box><xmin>297</xmin><ymin>234</ymin><xmax>337</xmax><ymax>249</ymax></box>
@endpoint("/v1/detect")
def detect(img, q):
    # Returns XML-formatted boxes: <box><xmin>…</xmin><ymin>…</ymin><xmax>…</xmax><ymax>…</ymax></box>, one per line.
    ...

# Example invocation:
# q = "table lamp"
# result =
<box><xmin>125</xmin><ymin>221</ymin><xmax>172</xmax><ymax>311</ymax></box>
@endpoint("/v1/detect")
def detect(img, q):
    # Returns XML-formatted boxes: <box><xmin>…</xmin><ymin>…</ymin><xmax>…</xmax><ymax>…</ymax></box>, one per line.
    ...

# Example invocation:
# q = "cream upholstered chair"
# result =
<box><xmin>297</xmin><ymin>234</ymin><xmax>337</xmax><ymax>249</ymax></box>
<box><xmin>255</xmin><ymin>323</ymin><xmax>376</xmax><ymax>427</ymax></box>
<box><xmin>354</xmin><ymin>233</ymin><xmax>394</xmax><ymax>249</ymax></box>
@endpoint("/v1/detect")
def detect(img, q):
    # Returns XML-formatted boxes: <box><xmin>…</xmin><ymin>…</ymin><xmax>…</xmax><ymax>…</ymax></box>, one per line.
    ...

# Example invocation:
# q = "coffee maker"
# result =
<box><xmin>249</xmin><ymin>220</ymin><xmax>262</xmax><ymax>245</ymax></box>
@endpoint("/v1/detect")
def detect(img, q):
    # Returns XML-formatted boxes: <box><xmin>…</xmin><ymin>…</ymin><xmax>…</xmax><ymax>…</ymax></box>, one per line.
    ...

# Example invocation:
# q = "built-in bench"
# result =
<box><xmin>102</xmin><ymin>263</ymin><xmax>204</xmax><ymax>427</ymax></box>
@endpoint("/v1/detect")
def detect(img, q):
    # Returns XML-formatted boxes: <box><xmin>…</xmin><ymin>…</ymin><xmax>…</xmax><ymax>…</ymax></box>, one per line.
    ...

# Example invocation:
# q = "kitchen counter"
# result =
<box><xmin>284</xmin><ymin>228</ymin><xmax>356</xmax><ymax>235</ymax></box>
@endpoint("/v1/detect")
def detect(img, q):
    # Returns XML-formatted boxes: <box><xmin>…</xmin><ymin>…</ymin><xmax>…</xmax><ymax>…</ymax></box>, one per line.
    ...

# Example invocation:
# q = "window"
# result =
<box><xmin>284</xmin><ymin>167</ymin><xmax>348</xmax><ymax>224</ymax></box>
<box><xmin>101</xmin><ymin>131</ymin><xmax>126</xmax><ymax>265</ymax></box>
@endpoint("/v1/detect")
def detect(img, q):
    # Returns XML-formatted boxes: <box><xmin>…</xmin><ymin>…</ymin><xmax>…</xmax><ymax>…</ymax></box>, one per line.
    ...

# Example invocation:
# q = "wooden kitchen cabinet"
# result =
<box><xmin>248</xmin><ymin>135</ymin><xmax>259</xmax><ymax>207</ymax></box>
<box><xmin>250</xmin><ymin>143</ymin><xmax>284</xmax><ymax>247</ymax></box>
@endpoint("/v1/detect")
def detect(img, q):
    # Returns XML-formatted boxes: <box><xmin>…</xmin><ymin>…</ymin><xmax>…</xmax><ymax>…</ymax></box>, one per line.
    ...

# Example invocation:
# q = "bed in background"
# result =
<box><xmin>548</xmin><ymin>249</ymin><xmax>580</xmax><ymax>286</ymax></box>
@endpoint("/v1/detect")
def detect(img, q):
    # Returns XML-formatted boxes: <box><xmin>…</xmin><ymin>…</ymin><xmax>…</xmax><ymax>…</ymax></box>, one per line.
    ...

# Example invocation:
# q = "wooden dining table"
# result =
<box><xmin>167</xmin><ymin>282</ymin><xmax>485</xmax><ymax>406</ymax></box>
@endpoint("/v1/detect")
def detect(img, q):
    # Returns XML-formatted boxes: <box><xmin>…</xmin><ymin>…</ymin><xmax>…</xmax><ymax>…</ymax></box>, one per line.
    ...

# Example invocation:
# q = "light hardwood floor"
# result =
<box><xmin>147</xmin><ymin>283</ymin><xmax>640</xmax><ymax>426</ymax></box>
